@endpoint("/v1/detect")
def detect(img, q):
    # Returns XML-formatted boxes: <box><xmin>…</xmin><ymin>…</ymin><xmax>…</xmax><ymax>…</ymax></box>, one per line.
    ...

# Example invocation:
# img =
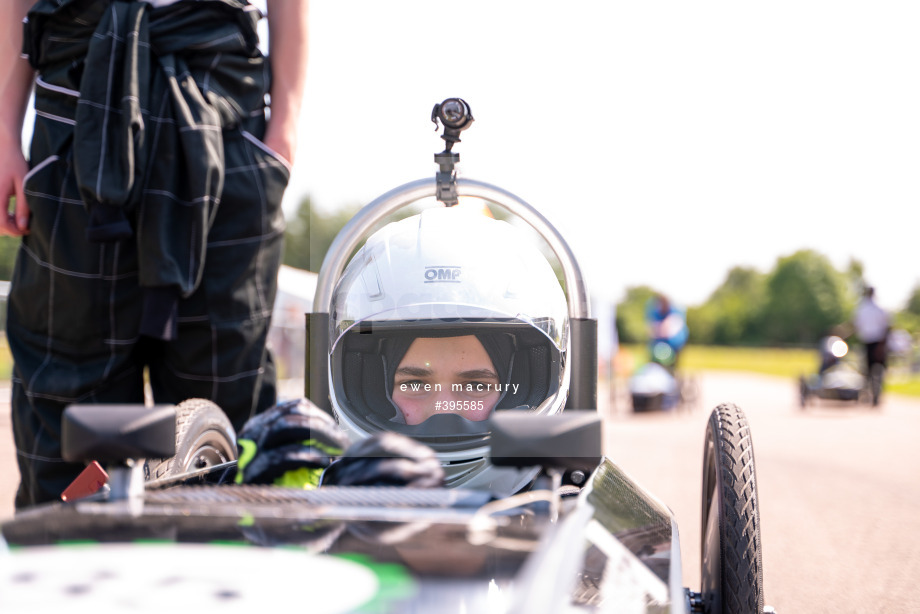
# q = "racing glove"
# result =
<box><xmin>235</xmin><ymin>398</ymin><xmax>349</xmax><ymax>488</ymax></box>
<box><xmin>322</xmin><ymin>432</ymin><xmax>445</xmax><ymax>488</ymax></box>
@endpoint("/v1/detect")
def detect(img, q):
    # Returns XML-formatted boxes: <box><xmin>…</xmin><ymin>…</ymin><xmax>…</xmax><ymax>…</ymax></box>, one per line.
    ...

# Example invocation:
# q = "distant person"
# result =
<box><xmin>853</xmin><ymin>287</ymin><xmax>891</xmax><ymax>368</ymax></box>
<box><xmin>645</xmin><ymin>294</ymin><xmax>689</xmax><ymax>369</ymax></box>
<box><xmin>852</xmin><ymin>287</ymin><xmax>890</xmax><ymax>404</ymax></box>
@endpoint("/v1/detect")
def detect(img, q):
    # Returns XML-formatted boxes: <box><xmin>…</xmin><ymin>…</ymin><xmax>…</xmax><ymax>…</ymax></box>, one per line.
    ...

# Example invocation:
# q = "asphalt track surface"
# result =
<box><xmin>603</xmin><ymin>371</ymin><xmax>920</xmax><ymax>614</ymax></box>
<box><xmin>2</xmin><ymin>372</ymin><xmax>919</xmax><ymax>613</ymax></box>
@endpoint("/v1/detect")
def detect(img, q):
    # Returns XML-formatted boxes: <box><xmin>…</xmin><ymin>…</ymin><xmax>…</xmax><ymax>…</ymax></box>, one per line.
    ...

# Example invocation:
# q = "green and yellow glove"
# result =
<box><xmin>235</xmin><ymin>399</ymin><xmax>348</xmax><ymax>489</ymax></box>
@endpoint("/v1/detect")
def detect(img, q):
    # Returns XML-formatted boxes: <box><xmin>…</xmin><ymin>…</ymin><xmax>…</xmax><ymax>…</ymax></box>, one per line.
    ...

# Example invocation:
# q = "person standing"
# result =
<box><xmin>852</xmin><ymin>286</ymin><xmax>890</xmax><ymax>405</ymax></box>
<box><xmin>0</xmin><ymin>0</ymin><xmax>309</xmax><ymax>508</ymax></box>
<box><xmin>644</xmin><ymin>293</ymin><xmax>689</xmax><ymax>369</ymax></box>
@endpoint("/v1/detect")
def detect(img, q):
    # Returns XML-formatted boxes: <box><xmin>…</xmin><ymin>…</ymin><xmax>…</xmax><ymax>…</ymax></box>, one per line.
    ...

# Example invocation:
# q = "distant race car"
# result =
<box><xmin>799</xmin><ymin>335</ymin><xmax>880</xmax><ymax>408</ymax></box>
<box><xmin>629</xmin><ymin>359</ymin><xmax>701</xmax><ymax>413</ymax></box>
<box><xmin>1</xmin><ymin>100</ymin><xmax>770</xmax><ymax>614</ymax></box>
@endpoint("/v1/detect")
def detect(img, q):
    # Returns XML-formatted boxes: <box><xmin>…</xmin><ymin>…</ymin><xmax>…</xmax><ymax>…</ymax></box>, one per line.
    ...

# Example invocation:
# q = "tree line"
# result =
<box><xmin>2</xmin><ymin>198</ymin><xmax>918</xmax><ymax>349</ymax></box>
<box><xmin>616</xmin><ymin>250</ymin><xmax>920</xmax><ymax>347</ymax></box>
<box><xmin>280</xmin><ymin>199</ymin><xmax>920</xmax><ymax>347</ymax></box>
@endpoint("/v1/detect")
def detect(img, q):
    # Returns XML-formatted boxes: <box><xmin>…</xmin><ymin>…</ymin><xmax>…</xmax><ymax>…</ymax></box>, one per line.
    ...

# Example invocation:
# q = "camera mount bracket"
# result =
<box><xmin>431</xmin><ymin>98</ymin><xmax>474</xmax><ymax>206</ymax></box>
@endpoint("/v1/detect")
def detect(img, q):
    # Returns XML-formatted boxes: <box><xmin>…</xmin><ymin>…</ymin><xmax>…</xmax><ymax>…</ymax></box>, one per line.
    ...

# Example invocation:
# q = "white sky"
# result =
<box><xmin>264</xmin><ymin>0</ymin><xmax>919</xmax><ymax>311</ymax></box>
<box><xmin>15</xmin><ymin>1</ymin><xmax>918</xmax><ymax>310</ymax></box>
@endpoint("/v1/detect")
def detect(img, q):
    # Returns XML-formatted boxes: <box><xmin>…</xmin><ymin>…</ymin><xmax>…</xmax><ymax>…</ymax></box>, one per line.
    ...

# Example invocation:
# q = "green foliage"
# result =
<box><xmin>0</xmin><ymin>236</ymin><xmax>20</xmax><ymax>280</ymax></box>
<box><xmin>893</xmin><ymin>312</ymin><xmax>920</xmax><ymax>335</ymax></box>
<box><xmin>687</xmin><ymin>267</ymin><xmax>766</xmax><ymax>345</ymax></box>
<box><xmin>623</xmin><ymin>250</ymin><xmax>864</xmax><ymax>347</ymax></box>
<box><xmin>0</xmin><ymin>336</ymin><xmax>11</xmax><ymax>379</ymax></box>
<box><xmin>905</xmin><ymin>284</ymin><xmax>920</xmax><ymax>316</ymax></box>
<box><xmin>283</xmin><ymin>197</ymin><xmax>361</xmax><ymax>272</ymax></box>
<box><xmin>845</xmin><ymin>258</ymin><xmax>866</xmax><ymax>297</ymax></box>
<box><xmin>760</xmin><ymin>250</ymin><xmax>853</xmax><ymax>344</ymax></box>
<box><xmin>894</xmin><ymin>286</ymin><xmax>920</xmax><ymax>335</ymax></box>
<box><xmin>614</xmin><ymin>285</ymin><xmax>657</xmax><ymax>344</ymax></box>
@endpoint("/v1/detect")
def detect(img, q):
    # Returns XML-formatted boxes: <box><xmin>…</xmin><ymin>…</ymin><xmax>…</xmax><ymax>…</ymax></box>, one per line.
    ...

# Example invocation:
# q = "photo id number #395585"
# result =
<box><xmin>435</xmin><ymin>401</ymin><xmax>484</xmax><ymax>411</ymax></box>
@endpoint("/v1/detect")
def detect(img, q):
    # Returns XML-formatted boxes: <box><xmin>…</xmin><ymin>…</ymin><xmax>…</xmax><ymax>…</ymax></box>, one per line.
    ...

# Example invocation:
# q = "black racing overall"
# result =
<box><xmin>9</xmin><ymin>0</ymin><xmax>289</xmax><ymax>507</ymax></box>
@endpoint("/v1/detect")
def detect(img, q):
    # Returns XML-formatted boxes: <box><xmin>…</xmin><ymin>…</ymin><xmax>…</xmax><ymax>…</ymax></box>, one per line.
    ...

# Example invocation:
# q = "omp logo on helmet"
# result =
<box><xmin>424</xmin><ymin>266</ymin><xmax>461</xmax><ymax>283</ymax></box>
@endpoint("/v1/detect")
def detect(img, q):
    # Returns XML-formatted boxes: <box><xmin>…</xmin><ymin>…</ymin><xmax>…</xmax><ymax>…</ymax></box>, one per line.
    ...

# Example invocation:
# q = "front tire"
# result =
<box><xmin>700</xmin><ymin>403</ymin><xmax>764</xmax><ymax>614</ymax></box>
<box><xmin>145</xmin><ymin>398</ymin><xmax>237</xmax><ymax>481</ymax></box>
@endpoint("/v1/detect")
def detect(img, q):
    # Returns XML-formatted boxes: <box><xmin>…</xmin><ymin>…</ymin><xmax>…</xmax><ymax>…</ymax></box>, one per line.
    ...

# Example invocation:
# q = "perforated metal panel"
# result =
<box><xmin>144</xmin><ymin>485</ymin><xmax>491</xmax><ymax>508</ymax></box>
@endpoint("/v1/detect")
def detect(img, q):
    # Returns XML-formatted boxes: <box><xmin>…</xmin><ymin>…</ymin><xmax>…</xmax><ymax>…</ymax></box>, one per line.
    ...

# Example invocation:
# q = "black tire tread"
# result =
<box><xmin>145</xmin><ymin>399</ymin><xmax>236</xmax><ymax>481</ymax></box>
<box><xmin>709</xmin><ymin>403</ymin><xmax>764</xmax><ymax>614</ymax></box>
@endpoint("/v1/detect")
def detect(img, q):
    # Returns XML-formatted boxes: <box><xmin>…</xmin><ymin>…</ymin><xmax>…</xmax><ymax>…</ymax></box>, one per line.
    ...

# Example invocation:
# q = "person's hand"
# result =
<box><xmin>235</xmin><ymin>398</ymin><xmax>349</xmax><ymax>488</ymax></box>
<box><xmin>322</xmin><ymin>432</ymin><xmax>445</xmax><ymax>488</ymax></box>
<box><xmin>0</xmin><ymin>126</ymin><xmax>30</xmax><ymax>237</ymax></box>
<box><xmin>263</xmin><ymin>0</ymin><xmax>307</xmax><ymax>170</ymax></box>
<box><xmin>1</xmin><ymin>0</ymin><xmax>35</xmax><ymax>237</ymax></box>
<box><xmin>261</xmin><ymin>126</ymin><xmax>295</xmax><ymax>170</ymax></box>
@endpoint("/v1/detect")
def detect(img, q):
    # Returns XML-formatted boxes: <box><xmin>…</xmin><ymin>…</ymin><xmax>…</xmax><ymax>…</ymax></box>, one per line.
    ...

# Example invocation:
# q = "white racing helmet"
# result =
<box><xmin>329</xmin><ymin>205</ymin><xmax>569</xmax><ymax>493</ymax></box>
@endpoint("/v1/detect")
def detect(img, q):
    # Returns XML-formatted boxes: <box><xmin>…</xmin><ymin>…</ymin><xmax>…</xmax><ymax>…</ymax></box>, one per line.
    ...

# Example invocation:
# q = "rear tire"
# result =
<box><xmin>145</xmin><ymin>398</ymin><xmax>237</xmax><ymax>481</ymax></box>
<box><xmin>700</xmin><ymin>403</ymin><xmax>764</xmax><ymax>614</ymax></box>
<box><xmin>631</xmin><ymin>393</ymin><xmax>662</xmax><ymax>412</ymax></box>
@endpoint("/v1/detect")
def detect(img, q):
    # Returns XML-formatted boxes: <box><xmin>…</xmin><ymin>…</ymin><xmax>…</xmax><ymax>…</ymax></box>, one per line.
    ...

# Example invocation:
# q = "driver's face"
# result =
<box><xmin>391</xmin><ymin>335</ymin><xmax>501</xmax><ymax>425</ymax></box>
